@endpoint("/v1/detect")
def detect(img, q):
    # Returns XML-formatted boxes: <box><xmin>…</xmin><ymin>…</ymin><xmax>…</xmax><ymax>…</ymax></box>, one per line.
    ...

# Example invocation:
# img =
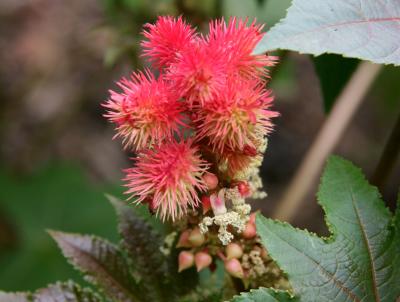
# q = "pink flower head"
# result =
<box><xmin>195</xmin><ymin>78</ymin><xmax>278</xmax><ymax>154</ymax></box>
<box><xmin>124</xmin><ymin>140</ymin><xmax>209</xmax><ymax>221</ymax></box>
<box><xmin>103</xmin><ymin>70</ymin><xmax>186</xmax><ymax>150</ymax></box>
<box><xmin>141</xmin><ymin>16</ymin><xmax>197</xmax><ymax>69</ymax></box>
<box><xmin>207</xmin><ymin>17</ymin><xmax>277</xmax><ymax>78</ymax></box>
<box><xmin>167</xmin><ymin>40</ymin><xmax>227</xmax><ymax>106</ymax></box>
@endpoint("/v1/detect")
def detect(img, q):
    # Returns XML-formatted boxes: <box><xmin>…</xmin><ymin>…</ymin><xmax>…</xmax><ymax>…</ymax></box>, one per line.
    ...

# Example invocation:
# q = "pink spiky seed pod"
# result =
<box><xmin>141</xmin><ymin>16</ymin><xmax>197</xmax><ymax>69</ymax></box>
<box><xmin>103</xmin><ymin>70</ymin><xmax>186</xmax><ymax>150</ymax></box>
<box><xmin>195</xmin><ymin>251</ymin><xmax>213</xmax><ymax>272</ymax></box>
<box><xmin>178</xmin><ymin>251</ymin><xmax>194</xmax><ymax>272</ymax></box>
<box><xmin>207</xmin><ymin>17</ymin><xmax>277</xmax><ymax>79</ymax></box>
<box><xmin>166</xmin><ymin>40</ymin><xmax>227</xmax><ymax>106</ymax></box>
<box><xmin>195</xmin><ymin>78</ymin><xmax>278</xmax><ymax>154</ymax></box>
<box><xmin>124</xmin><ymin>140</ymin><xmax>209</xmax><ymax>221</ymax></box>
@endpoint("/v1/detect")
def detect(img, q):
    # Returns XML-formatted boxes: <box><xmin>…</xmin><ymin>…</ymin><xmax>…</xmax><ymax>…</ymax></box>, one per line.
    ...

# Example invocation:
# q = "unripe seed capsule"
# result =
<box><xmin>225</xmin><ymin>258</ymin><xmax>244</xmax><ymax>279</ymax></box>
<box><xmin>188</xmin><ymin>227</ymin><xmax>205</xmax><ymax>247</ymax></box>
<box><xmin>178</xmin><ymin>251</ymin><xmax>194</xmax><ymax>272</ymax></box>
<box><xmin>195</xmin><ymin>251</ymin><xmax>212</xmax><ymax>272</ymax></box>
<box><xmin>242</xmin><ymin>222</ymin><xmax>257</xmax><ymax>239</ymax></box>
<box><xmin>202</xmin><ymin>173</ymin><xmax>219</xmax><ymax>190</ymax></box>
<box><xmin>226</xmin><ymin>243</ymin><xmax>243</xmax><ymax>259</ymax></box>
<box><xmin>176</xmin><ymin>230</ymin><xmax>191</xmax><ymax>248</ymax></box>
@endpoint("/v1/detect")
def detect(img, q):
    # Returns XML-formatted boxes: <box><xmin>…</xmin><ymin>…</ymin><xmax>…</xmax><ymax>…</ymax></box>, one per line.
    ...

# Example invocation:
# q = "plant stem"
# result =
<box><xmin>231</xmin><ymin>276</ymin><xmax>246</xmax><ymax>294</ymax></box>
<box><xmin>273</xmin><ymin>61</ymin><xmax>382</xmax><ymax>222</ymax></box>
<box><xmin>371</xmin><ymin>110</ymin><xmax>400</xmax><ymax>193</ymax></box>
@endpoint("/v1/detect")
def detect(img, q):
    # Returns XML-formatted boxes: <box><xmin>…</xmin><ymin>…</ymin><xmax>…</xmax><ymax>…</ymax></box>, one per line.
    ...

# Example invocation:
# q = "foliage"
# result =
<box><xmin>0</xmin><ymin>195</ymin><xmax>224</xmax><ymax>302</ymax></box>
<box><xmin>254</xmin><ymin>0</ymin><xmax>400</xmax><ymax>66</ymax></box>
<box><xmin>50</xmin><ymin>231</ymin><xmax>140</xmax><ymax>302</ymax></box>
<box><xmin>0</xmin><ymin>281</ymin><xmax>102</xmax><ymax>302</ymax></box>
<box><xmin>251</xmin><ymin>156</ymin><xmax>400</xmax><ymax>302</ymax></box>
<box><xmin>3</xmin><ymin>157</ymin><xmax>398</xmax><ymax>302</ymax></box>
<box><xmin>1</xmin><ymin>1</ymin><xmax>399</xmax><ymax>301</ymax></box>
<box><xmin>231</xmin><ymin>288</ymin><xmax>297</xmax><ymax>302</ymax></box>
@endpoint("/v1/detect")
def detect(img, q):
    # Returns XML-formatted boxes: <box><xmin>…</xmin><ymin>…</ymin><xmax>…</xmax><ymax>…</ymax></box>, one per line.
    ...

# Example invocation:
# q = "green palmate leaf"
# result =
<box><xmin>49</xmin><ymin>231</ymin><xmax>140</xmax><ymax>302</ymax></box>
<box><xmin>231</xmin><ymin>288</ymin><xmax>297</xmax><ymax>302</ymax></box>
<box><xmin>254</xmin><ymin>0</ymin><xmax>400</xmax><ymax>65</ymax></box>
<box><xmin>256</xmin><ymin>156</ymin><xmax>400</xmax><ymax>302</ymax></box>
<box><xmin>108</xmin><ymin>196</ymin><xmax>169</xmax><ymax>302</ymax></box>
<box><xmin>0</xmin><ymin>281</ymin><xmax>101</xmax><ymax>302</ymax></box>
<box><xmin>313</xmin><ymin>54</ymin><xmax>359</xmax><ymax>112</ymax></box>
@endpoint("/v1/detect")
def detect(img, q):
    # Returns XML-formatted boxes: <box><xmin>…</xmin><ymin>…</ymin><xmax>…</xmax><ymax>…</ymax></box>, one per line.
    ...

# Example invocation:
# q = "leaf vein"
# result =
<box><xmin>267</xmin><ymin>226</ymin><xmax>362</xmax><ymax>302</ymax></box>
<box><xmin>350</xmin><ymin>188</ymin><xmax>380</xmax><ymax>302</ymax></box>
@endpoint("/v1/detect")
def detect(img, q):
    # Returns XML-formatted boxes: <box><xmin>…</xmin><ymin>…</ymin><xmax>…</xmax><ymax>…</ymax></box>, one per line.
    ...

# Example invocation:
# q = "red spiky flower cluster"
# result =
<box><xmin>104</xmin><ymin>16</ymin><xmax>277</xmax><ymax>221</ymax></box>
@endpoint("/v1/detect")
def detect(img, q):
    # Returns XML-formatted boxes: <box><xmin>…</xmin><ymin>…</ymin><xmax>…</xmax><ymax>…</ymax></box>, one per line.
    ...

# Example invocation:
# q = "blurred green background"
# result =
<box><xmin>0</xmin><ymin>0</ymin><xmax>399</xmax><ymax>291</ymax></box>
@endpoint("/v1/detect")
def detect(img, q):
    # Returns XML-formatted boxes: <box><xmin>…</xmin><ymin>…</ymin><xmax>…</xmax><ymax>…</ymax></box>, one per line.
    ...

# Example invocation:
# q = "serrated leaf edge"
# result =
<box><xmin>230</xmin><ymin>287</ymin><xmax>296</xmax><ymax>302</ymax></box>
<box><xmin>48</xmin><ymin>230</ymin><xmax>140</xmax><ymax>302</ymax></box>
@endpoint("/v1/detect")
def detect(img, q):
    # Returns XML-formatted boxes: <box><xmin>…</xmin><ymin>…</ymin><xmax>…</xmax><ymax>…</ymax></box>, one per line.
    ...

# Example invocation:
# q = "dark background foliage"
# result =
<box><xmin>0</xmin><ymin>0</ymin><xmax>399</xmax><ymax>291</ymax></box>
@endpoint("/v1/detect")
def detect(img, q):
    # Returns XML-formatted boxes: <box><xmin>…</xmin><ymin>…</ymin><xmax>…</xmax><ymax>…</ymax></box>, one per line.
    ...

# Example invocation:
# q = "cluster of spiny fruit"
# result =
<box><xmin>104</xmin><ymin>15</ymin><xmax>281</xmax><ymax>285</ymax></box>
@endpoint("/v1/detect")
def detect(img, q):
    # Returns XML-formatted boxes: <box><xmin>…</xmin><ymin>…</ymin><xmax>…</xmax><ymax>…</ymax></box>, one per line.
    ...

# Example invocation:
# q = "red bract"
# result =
<box><xmin>141</xmin><ymin>16</ymin><xmax>197</xmax><ymax>69</ymax></box>
<box><xmin>103</xmin><ymin>70</ymin><xmax>186</xmax><ymax>150</ymax></box>
<box><xmin>124</xmin><ymin>140</ymin><xmax>209</xmax><ymax>221</ymax></box>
